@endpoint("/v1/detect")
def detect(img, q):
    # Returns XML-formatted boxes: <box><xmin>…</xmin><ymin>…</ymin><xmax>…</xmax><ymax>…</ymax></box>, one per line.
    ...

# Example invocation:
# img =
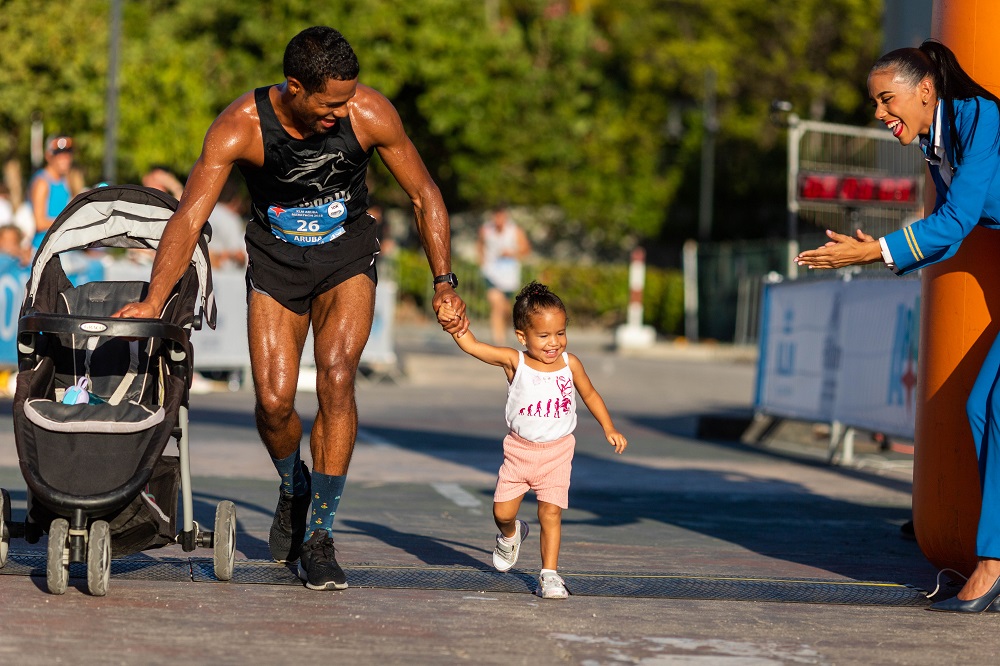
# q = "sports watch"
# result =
<box><xmin>433</xmin><ymin>272</ymin><xmax>459</xmax><ymax>289</ymax></box>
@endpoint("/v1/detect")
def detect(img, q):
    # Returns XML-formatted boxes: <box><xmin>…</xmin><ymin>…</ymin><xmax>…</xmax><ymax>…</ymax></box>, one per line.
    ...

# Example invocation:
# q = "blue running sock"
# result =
<box><xmin>306</xmin><ymin>472</ymin><xmax>347</xmax><ymax>541</ymax></box>
<box><xmin>270</xmin><ymin>449</ymin><xmax>307</xmax><ymax>496</ymax></box>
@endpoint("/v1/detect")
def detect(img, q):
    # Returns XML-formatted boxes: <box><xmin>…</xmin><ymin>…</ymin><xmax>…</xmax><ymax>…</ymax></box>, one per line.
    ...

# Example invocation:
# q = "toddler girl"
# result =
<box><xmin>442</xmin><ymin>281</ymin><xmax>627</xmax><ymax>598</ymax></box>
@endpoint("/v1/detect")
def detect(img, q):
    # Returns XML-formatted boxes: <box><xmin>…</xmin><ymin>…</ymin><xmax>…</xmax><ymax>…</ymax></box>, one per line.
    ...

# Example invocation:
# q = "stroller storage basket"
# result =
<box><xmin>15</xmin><ymin>358</ymin><xmax>184</xmax><ymax>514</ymax></box>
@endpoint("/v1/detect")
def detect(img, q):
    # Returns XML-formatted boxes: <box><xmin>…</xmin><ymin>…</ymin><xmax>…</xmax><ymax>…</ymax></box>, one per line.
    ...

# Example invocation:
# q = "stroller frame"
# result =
<box><xmin>0</xmin><ymin>185</ymin><xmax>236</xmax><ymax>595</ymax></box>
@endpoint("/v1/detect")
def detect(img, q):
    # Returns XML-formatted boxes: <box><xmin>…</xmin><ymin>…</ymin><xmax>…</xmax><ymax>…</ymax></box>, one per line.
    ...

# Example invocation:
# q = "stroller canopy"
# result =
<box><xmin>24</xmin><ymin>185</ymin><xmax>217</xmax><ymax>330</ymax></box>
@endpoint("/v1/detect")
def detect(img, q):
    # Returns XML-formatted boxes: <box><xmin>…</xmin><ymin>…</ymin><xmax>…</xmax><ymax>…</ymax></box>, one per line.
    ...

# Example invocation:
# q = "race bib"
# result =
<box><xmin>267</xmin><ymin>199</ymin><xmax>348</xmax><ymax>246</ymax></box>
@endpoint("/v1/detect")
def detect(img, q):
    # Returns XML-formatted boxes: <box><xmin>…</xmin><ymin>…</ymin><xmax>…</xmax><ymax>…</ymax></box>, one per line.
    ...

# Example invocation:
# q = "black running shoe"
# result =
<box><xmin>268</xmin><ymin>463</ymin><xmax>311</xmax><ymax>562</ymax></box>
<box><xmin>297</xmin><ymin>529</ymin><xmax>348</xmax><ymax>590</ymax></box>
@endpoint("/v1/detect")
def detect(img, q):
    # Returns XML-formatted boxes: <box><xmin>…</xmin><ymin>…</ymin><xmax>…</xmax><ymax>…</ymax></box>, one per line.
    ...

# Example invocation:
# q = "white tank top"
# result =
<box><xmin>505</xmin><ymin>351</ymin><xmax>577</xmax><ymax>442</ymax></box>
<box><xmin>481</xmin><ymin>221</ymin><xmax>522</xmax><ymax>292</ymax></box>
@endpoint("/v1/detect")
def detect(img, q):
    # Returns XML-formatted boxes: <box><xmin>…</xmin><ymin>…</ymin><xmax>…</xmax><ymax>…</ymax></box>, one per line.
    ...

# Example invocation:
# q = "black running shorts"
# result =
<box><xmin>245</xmin><ymin>213</ymin><xmax>380</xmax><ymax>315</ymax></box>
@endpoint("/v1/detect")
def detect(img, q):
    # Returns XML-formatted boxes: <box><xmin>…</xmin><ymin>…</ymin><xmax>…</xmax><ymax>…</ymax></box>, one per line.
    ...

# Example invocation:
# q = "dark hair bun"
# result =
<box><xmin>517</xmin><ymin>281</ymin><xmax>549</xmax><ymax>299</ymax></box>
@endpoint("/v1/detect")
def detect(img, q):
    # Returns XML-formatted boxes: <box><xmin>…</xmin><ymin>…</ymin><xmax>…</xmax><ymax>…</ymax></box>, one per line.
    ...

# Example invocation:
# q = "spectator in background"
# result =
<box><xmin>0</xmin><ymin>184</ymin><xmax>31</xmax><ymax>258</ymax></box>
<box><xmin>0</xmin><ymin>224</ymin><xmax>24</xmax><ymax>397</ymax></box>
<box><xmin>28</xmin><ymin>135</ymin><xmax>75</xmax><ymax>251</ymax></box>
<box><xmin>368</xmin><ymin>203</ymin><xmax>396</xmax><ymax>255</ymax></box>
<box><xmin>207</xmin><ymin>172</ymin><xmax>248</xmax><ymax>269</ymax></box>
<box><xmin>132</xmin><ymin>166</ymin><xmax>188</xmax><ymax>264</ymax></box>
<box><xmin>479</xmin><ymin>203</ymin><xmax>531</xmax><ymax>344</ymax></box>
<box><xmin>141</xmin><ymin>164</ymin><xmax>226</xmax><ymax>392</ymax></box>
<box><xmin>67</xmin><ymin>165</ymin><xmax>87</xmax><ymax>198</ymax></box>
<box><xmin>142</xmin><ymin>166</ymin><xmax>185</xmax><ymax>201</ymax></box>
<box><xmin>0</xmin><ymin>224</ymin><xmax>29</xmax><ymax>267</ymax></box>
<box><xmin>0</xmin><ymin>184</ymin><xmax>13</xmax><ymax>228</ymax></box>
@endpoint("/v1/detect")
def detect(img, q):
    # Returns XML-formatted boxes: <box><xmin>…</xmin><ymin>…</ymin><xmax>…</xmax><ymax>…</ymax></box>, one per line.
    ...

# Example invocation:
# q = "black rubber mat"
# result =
<box><xmin>1</xmin><ymin>552</ymin><xmax>192</xmax><ymax>582</ymax></box>
<box><xmin>561</xmin><ymin>572</ymin><xmax>930</xmax><ymax>606</ymax></box>
<box><xmin>2</xmin><ymin>552</ymin><xmax>929</xmax><ymax>606</ymax></box>
<box><xmin>188</xmin><ymin>560</ymin><xmax>929</xmax><ymax>606</ymax></box>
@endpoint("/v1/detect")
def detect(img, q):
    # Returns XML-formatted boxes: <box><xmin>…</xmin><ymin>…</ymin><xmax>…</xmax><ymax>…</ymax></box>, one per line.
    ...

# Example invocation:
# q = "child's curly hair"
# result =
<box><xmin>513</xmin><ymin>281</ymin><xmax>567</xmax><ymax>331</ymax></box>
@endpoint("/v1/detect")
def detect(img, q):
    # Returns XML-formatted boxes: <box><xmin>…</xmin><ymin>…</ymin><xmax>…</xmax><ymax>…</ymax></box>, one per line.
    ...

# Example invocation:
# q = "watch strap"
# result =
<box><xmin>433</xmin><ymin>272</ymin><xmax>459</xmax><ymax>288</ymax></box>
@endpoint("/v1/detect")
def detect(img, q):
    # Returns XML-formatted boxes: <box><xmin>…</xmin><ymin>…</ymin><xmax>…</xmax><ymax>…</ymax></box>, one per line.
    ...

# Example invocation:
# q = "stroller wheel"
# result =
<box><xmin>0</xmin><ymin>488</ymin><xmax>10</xmax><ymax>568</ymax></box>
<box><xmin>213</xmin><ymin>500</ymin><xmax>237</xmax><ymax>581</ymax></box>
<box><xmin>86</xmin><ymin>520</ymin><xmax>111</xmax><ymax>597</ymax></box>
<box><xmin>46</xmin><ymin>518</ymin><xmax>70</xmax><ymax>595</ymax></box>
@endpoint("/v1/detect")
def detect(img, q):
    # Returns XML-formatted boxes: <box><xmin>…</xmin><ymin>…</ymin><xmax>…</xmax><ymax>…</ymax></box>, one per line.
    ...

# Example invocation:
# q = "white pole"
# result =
<box><xmin>30</xmin><ymin>116</ymin><xmax>44</xmax><ymax>171</ymax></box>
<box><xmin>103</xmin><ymin>0</ymin><xmax>123</xmax><ymax>184</ymax></box>
<box><xmin>627</xmin><ymin>246</ymin><xmax>646</xmax><ymax>328</ymax></box>
<box><xmin>615</xmin><ymin>246</ymin><xmax>656</xmax><ymax>350</ymax></box>
<box><xmin>683</xmin><ymin>239</ymin><xmax>699</xmax><ymax>342</ymax></box>
<box><xmin>786</xmin><ymin>113</ymin><xmax>801</xmax><ymax>279</ymax></box>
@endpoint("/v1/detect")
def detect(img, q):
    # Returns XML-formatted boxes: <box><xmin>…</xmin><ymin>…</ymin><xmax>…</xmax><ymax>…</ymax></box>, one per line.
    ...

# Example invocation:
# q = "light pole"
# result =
<box><xmin>771</xmin><ymin>100</ymin><xmax>800</xmax><ymax>278</ymax></box>
<box><xmin>698</xmin><ymin>68</ymin><xmax>717</xmax><ymax>242</ymax></box>
<box><xmin>103</xmin><ymin>0</ymin><xmax>122</xmax><ymax>185</ymax></box>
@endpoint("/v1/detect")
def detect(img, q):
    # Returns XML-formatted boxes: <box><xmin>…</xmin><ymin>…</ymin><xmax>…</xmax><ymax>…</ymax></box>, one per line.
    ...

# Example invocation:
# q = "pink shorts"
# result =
<box><xmin>494</xmin><ymin>431</ymin><xmax>575</xmax><ymax>509</ymax></box>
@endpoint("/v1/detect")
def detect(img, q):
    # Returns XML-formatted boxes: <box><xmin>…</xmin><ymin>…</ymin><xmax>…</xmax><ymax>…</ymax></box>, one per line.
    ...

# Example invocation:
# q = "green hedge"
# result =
<box><xmin>391</xmin><ymin>248</ymin><xmax>684</xmax><ymax>336</ymax></box>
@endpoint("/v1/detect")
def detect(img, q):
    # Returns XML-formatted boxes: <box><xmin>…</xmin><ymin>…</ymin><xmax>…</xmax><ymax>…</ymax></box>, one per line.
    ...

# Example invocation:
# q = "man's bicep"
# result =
<box><xmin>364</xmin><ymin>96</ymin><xmax>436</xmax><ymax>200</ymax></box>
<box><xmin>175</xmin><ymin>119</ymin><xmax>246</xmax><ymax>223</ymax></box>
<box><xmin>199</xmin><ymin>114</ymin><xmax>250</xmax><ymax>173</ymax></box>
<box><xmin>376</xmin><ymin>137</ymin><xmax>437</xmax><ymax>203</ymax></box>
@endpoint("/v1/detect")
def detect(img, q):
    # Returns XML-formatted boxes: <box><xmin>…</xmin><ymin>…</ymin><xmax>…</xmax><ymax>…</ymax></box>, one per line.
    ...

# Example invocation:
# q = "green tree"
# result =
<box><xmin>593</xmin><ymin>0</ymin><xmax>883</xmax><ymax>241</ymax></box>
<box><xmin>0</xmin><ymin>0</ymin><xmax>882</xmax><ymax>249</ymax></box>
<box><xmin>0</xmin><ymin>0</ymin><xmax>111</xmax><ymax>183</ymax></box>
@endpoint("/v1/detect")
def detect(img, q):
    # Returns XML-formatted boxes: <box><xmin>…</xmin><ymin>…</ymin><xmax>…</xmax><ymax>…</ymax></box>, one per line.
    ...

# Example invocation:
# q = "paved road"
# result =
<box><xmin>0</xmin><ymin>325</ymin><xmax>991</xmax><ymax>665</ymax></box>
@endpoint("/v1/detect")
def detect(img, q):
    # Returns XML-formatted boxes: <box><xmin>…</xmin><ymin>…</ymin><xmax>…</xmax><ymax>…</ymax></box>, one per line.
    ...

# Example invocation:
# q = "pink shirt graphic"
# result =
<box><xmin>505</xmin><ymin>351</ymin><xmax>577</xmax><ymax>442</ymax></box>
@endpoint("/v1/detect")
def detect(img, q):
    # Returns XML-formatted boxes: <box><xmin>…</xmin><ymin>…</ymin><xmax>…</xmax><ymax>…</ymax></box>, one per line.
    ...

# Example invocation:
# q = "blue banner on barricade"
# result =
<box><xmin>300</xmin><ymin>280</ymin><xmax>398</xmax><ymax>369</ymax></box>
<box><xmin>0</xmin><ymin>253</ymin><xmax>106</xmax><ymax>367</ymax></box>
<box><xmin>0</xmin><ymin>257</ymin><xmax>29</xmax><ymax>367</ymax></box>
<box><xmin>1</xmin><ymin>257</ymin><xmax>397</xmax><ymax>375</ymax></box>
<box><xmin>108</xmin><ymin>263</ymin><xmax>397</xmax><ymax>373</ymax></box>
<box><xmin>755</xmin><ymin>275</ymin><xmax>920</xmax><ymax>440</ymax></box>
<box><xmin>104</xmin><ymin>262</ymin><xmax>253</xmax><ymax>371</ymax></box>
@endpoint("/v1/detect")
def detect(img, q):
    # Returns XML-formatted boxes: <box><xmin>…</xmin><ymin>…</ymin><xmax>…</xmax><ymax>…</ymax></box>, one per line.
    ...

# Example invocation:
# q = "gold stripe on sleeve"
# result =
<box><xmin>903</xmin><ymin>226</ymin><xmax>924</xmax><ymax>261</ymax></box>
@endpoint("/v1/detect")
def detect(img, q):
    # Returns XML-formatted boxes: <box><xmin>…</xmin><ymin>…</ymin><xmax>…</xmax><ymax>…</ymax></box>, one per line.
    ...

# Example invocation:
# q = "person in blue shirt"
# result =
<box><xmin>796</xmin><ymin>40</ymin><xmax>1000</xmax><ymax>613</ymax></box>
<box><xmin>28</xmin><ymin>135</ymin><xmax>75</xmax><ymax>250</ymax></box>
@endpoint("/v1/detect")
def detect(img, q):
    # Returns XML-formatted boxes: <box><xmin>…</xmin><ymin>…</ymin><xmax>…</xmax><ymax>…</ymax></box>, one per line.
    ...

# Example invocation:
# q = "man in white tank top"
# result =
<box><xmin>478</xmin><ymin>205</ymin><xmax>531</xmax><ymax>344</ymax></box>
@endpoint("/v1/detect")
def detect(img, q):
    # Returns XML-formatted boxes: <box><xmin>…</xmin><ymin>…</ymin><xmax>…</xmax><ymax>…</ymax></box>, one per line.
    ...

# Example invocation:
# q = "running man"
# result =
<box><xmin>115</xmin><ymin>26</ymin><xmax>467</xmax><ymax>590</ymax></box>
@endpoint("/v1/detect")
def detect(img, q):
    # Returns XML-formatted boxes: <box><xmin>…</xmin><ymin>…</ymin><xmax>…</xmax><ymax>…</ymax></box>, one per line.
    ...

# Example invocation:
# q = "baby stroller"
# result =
<box><xmin>0</xmin><ymin>184</ymin><xmax>236</xmax><ymax>596</ymax></box>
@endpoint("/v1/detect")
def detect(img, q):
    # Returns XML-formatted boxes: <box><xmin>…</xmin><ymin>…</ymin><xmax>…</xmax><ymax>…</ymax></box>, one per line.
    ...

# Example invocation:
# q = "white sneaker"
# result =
<box><xmin>536</xmin><ymin>571</ymin><xmax>569</xmax><ymax>599</ymax></box>
<box><xmin>492</xmin><ymin>520</ymin><xmax>528</xmax><ymax>572</ymax></box>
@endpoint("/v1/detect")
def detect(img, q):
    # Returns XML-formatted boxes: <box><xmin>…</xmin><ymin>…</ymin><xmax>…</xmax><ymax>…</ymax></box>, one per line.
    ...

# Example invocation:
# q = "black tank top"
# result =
<box><xmin>239</xmin><ymin>85</ymin><xmax>373</xmax><ymax>254</ymax></box>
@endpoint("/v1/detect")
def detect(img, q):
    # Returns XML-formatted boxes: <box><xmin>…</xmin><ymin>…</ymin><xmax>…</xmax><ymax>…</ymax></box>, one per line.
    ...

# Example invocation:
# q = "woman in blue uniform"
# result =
<box><xmin>796</xmin><ymin>40</ymin><xmax>1000</xmax><ymax>613</ymax></box>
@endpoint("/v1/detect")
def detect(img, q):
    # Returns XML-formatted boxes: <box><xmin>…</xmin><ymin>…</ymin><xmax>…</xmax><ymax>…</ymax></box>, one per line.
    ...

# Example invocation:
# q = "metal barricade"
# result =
<box><xmin>785</xmin><ymin>117</ymin><xmax>928</xmax><ymax>275</ymax></box>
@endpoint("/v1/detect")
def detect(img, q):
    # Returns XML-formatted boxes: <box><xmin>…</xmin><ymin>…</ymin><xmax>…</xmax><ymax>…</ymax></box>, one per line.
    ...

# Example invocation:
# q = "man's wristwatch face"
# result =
<box><xmin>434</xmin><ymin>272</ymin><xmax>459</xmax><ymax>288</ymax></box>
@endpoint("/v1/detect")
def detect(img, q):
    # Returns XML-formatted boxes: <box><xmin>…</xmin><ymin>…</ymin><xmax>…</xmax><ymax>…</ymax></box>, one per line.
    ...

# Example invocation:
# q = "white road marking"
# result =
<box><xmin>432</xmin><ymin>482</ymin><xmax>484</xmax><ymax>511</ymax></box>
<box><xmin>554</xmin><ymin>634</ymin><xmax>823</xmax><ymax>665</ymax></box>
<box><xmin>349</xmin><ymin>429</ymin><xmax>496</xmax><ymax>485</ymax></box>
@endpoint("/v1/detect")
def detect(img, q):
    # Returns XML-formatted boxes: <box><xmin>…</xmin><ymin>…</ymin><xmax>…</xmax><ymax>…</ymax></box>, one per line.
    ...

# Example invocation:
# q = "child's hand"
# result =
<box><xmin>441</xmin><ymin>308</ymin><xmax>469</xmax><ymax>338</ymax></box>
<box><xmin>454</xmin><ymin>314</ymin><xmax>469</xmax><ymax>338</ymax></box>
<box><xmin>607</xmin><ymin>431</ymin><xmax>627</xmax><ymax>454</ymax></box>
<box><xmin>438</xmin><ymin>300</ymin><xmax>469</xmax><ymax>338</ymax></box>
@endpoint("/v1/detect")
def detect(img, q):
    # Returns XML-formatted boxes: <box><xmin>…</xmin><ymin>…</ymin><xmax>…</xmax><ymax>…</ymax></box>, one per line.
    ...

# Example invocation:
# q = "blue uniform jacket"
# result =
<box><xmin>883</xmin><ymin>96</ymin><xmax>1000</xmax><ymax>275</ymax></box>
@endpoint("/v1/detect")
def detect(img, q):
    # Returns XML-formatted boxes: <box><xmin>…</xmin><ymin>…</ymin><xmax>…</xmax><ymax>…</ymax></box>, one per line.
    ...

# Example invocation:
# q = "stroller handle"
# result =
<box><xmin>18</xmin><ymin>313</ymin><xmax>189</xmax><ymax>348</ymax></box>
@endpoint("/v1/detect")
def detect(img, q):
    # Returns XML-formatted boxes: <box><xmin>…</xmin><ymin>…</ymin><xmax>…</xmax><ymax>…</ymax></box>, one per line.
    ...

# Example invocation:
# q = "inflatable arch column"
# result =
<box><xmin>913</xmin><ymin>1</ymin><xmax>1000</xmax><ymax>575</ymax></box>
